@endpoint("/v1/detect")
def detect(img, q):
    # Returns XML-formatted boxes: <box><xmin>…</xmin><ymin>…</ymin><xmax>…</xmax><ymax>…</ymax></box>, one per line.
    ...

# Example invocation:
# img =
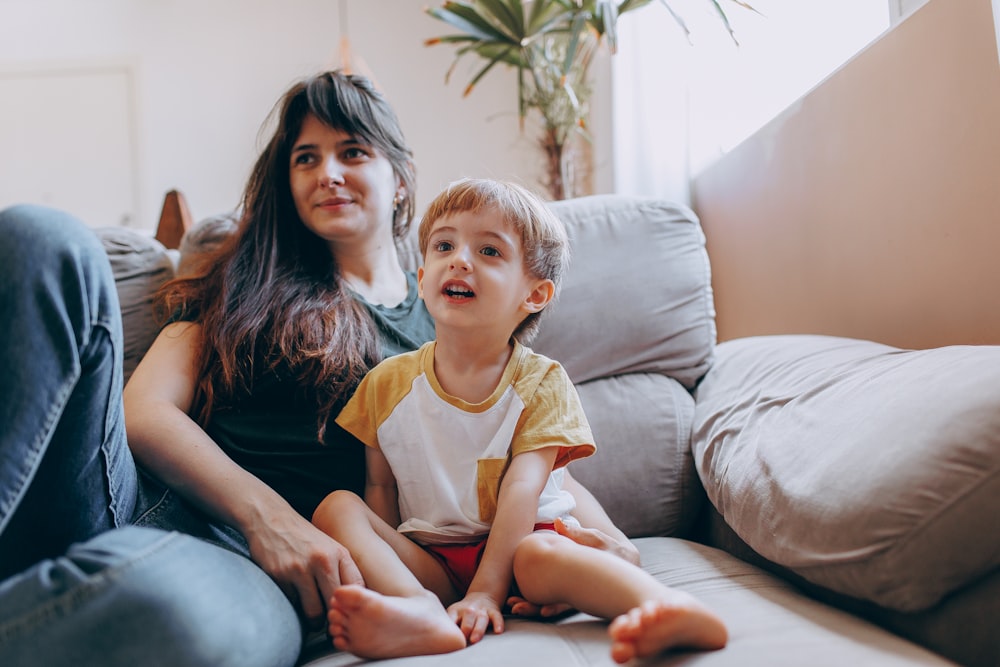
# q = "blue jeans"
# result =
<box><xmin>0</xmin><ymin>205</ymin><xmax>301</xmax><ymax>666</ymax></box>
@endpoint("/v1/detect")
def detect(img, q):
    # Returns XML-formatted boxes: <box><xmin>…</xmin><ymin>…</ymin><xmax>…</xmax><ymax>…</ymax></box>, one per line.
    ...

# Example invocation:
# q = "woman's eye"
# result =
<box><xmin>343</xmin><ymin>147</ymin><xmax>369</xmax><ymax>160</ymax></box>
<box><xmin>293</xmin><ymin>153</ymin><xmax>316</xmax><ymax>166</ymax></box>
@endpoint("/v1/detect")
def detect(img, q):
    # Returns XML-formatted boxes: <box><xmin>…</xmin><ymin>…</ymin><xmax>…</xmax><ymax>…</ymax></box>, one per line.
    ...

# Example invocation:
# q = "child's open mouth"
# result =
<box><xmin>443</xmin><ymin>282</ymin><xmax>474</xmax><ymax>299</ymax></box>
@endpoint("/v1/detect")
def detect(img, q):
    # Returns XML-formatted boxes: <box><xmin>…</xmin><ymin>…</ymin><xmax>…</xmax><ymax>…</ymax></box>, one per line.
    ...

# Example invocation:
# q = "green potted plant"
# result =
<box><xmin>426</xmin><ymin>0</ymin><xmax>750</xmax><ymax>200</ymax></box>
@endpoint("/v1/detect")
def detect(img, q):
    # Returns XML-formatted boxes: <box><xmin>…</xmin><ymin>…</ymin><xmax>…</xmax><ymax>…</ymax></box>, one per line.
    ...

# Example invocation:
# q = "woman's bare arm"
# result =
<box><xmin>123</xmin><ymin>321</ymin><xmax>362</xmax><ymax>628</ymax></box>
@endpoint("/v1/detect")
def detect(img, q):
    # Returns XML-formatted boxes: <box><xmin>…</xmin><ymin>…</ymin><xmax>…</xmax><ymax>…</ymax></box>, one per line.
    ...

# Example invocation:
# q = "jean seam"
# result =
<box><xmin>93</xmin><ymin>319</ymin><xmax>128</xmax><ymax>528</ymax></box>
<box><xmin>131</xmin><ymin>484</ymin><xmax>172</xmax><ymax>527</ymax></box>
<box><xmin>0</xmin><ymin>531</ymin><xmax>180</xmax><ymax>642</ymax></box>
<box><xmin>0</xmin><ymin>364</ymin><xmax>80</xmax><ymax>535</ymax></box>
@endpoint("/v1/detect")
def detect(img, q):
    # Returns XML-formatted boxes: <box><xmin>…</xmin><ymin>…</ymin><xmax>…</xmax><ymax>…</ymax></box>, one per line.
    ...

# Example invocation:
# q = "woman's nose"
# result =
<box><xmin>320</xmin><ymin>159</ymin><xmax>345</xmax><ymax>188</ymax></box>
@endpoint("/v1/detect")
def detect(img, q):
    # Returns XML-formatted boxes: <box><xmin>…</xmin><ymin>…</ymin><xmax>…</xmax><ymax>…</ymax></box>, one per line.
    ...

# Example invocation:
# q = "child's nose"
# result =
<box><xmin>450</xmin><ymin>247</ymin><xmax>473</xmax><ymax>271</ymax></box>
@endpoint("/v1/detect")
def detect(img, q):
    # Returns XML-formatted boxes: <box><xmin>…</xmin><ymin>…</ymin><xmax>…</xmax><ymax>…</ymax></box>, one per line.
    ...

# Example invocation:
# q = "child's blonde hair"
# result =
<box><xmin>418</xmin><ymin>178</ymin><xmax>570</xmax><ymax>343</ymax></box>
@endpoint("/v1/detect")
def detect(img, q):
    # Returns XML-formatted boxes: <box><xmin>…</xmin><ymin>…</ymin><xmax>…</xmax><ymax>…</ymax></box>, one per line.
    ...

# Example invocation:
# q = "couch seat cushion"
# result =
<box><xmin>299</xmin><ymin>538</ymin><xmax>951</xmax><ymax>666</ymax></box>
<box><xmin>692</xmin><ymin>335</ymin><xmax>1000</xmax><ymax>612</ymax></box>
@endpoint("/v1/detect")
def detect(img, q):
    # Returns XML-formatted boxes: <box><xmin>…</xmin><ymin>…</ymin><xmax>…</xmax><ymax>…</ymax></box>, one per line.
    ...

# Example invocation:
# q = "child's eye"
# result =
<box><xmin>434</xmin><ymin>241</ymin><xmax>453</xmax><ymax>252</ymax></box>
<box><xmin>480</xmin><ymin>246</ymin><xmax>501</xmax><ymax>257</ymax></box>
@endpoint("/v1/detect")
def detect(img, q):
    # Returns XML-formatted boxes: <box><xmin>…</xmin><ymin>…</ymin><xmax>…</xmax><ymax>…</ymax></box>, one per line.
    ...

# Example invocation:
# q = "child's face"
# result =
<box><xmin>418</xmin><ymin>208</ymin><xmax>553</xmax><ymax>337</ymax></box>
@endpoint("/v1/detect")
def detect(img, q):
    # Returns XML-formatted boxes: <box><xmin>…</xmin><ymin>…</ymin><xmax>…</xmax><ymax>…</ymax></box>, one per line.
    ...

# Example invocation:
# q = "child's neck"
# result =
<box><xmin>432</xmin><ymin>330</ymin><xmax>514</xmax><ymax>404</ymax></box>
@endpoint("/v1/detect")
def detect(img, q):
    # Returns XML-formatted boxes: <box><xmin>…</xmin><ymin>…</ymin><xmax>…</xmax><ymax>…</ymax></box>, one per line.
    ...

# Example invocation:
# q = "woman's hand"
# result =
<box><xmin>447</xmin><ymin>591</ymin><xmax>505</xmax><ymax>644</ymax></box>
<box><xmin>506</xmin><ymin>517</ymin><xmax>640</xmax><ymax>618</ymax></box>
<box><xmin>553</xmin><ymin>516</ymin><xmax>640</xmax><ymax>566</ymax></box>
<box><xmin>245</xmin><ymin>509</ymin><xmax>364</xmax><ymax>631</ymax></box>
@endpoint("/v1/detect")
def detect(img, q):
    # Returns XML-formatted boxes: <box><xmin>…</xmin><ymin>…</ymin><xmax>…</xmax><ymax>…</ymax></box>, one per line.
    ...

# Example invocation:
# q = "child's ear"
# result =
<box><xmin>522</xmin><ymin>279</ymin><xmax>555</xmax><ymax>313</ymax></box>
<box><xmin>417</xmin><ymin>266</ymin><xmax>425</xmax><ymax>298</ymax></box>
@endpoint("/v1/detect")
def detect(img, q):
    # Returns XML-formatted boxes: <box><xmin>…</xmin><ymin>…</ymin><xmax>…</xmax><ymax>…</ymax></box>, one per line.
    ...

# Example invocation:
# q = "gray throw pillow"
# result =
<box><xmin>693</xmin><ymin>334</ymin><xmax>1000</xmax><ymax>612</ymax></box>
<box><xmin>97</xmin><ymin>227</ymin><xmax>176</xmax><ymax>382</ymax></box>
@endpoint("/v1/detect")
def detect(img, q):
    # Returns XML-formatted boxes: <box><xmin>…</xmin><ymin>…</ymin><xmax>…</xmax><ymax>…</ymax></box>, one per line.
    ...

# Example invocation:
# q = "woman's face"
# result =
<box><xmin>289</xmin><ymin>114</ymin><xmax>401</xmax><ymax>250</ymax></box>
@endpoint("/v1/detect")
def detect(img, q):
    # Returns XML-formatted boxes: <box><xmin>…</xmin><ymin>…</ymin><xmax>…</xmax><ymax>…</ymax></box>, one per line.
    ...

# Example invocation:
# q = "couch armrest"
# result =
<box><xmin>155</xmin><ymin>189</ymin><xmax>194</xmax><ymax>250</ymax></box>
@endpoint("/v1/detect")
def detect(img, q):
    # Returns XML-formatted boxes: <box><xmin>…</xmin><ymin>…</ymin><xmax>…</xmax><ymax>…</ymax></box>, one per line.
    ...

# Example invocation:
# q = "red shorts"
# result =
<box><xmin>423</xmin><ymin>522</ymin><xmax>556</xmax><ymax>594</ymax></box>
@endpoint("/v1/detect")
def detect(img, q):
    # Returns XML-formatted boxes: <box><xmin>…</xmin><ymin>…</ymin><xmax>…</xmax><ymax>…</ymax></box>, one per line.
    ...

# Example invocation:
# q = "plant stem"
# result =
<box><xmin>540</xmin><ymin>126</ymin><xmax>566</xmax><ymax>201</ymax></box>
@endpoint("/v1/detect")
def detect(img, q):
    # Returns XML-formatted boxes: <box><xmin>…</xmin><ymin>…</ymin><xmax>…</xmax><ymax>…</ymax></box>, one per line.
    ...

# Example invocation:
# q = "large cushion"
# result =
<box><xmin>176</xmin><ymin>212</ymin><xmax>238</xmax><ymax>276</ymax></box>
<box><xmin>692</xmin><ymin>334</ymin><xmax>1000</xmax><ymax>612</ymax></box>
<box><xmin>536</xmin><ymin>195</ymin><xmax>716</xmax><ymax>389</ymax></box>
<box><xmin>532</xmin><ymin>196</ymin><xmax>717</xmax><ymax>538</ymax></box>
<box><xmin>97</xmin><ymin>227</ymin><xmax>175</xmax><ymax>382</ymax></box>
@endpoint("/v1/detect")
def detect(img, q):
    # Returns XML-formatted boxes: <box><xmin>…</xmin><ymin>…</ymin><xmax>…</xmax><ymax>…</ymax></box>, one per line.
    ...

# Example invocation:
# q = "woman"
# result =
<box><xmin>129</xmin><ymin>68</ymin><xmax>636</xmax><ymax>626</ymax></box>
<box><xmin>0</xmin><ymin>70</ymin><xmax>633</xmax><ymax>666</ymax></box>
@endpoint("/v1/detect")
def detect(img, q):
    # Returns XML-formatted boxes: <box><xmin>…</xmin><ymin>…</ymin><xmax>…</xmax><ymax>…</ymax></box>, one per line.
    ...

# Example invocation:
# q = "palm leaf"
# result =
<box><xmin>474</xmin><ymin>0</ymin><xmax>525</xmax><ymax>39</ymax></box>
<box><xmin>427</xmin><ymin>3</ymin><xmax>515</xmax><ymax>43</ymax></box>
<box><xmin>462</xmin><ymin>46</ymin><xmax>520</xmax><ymax>96</ymax></box>
<box><xmin>704</xmin><ymin>0</ymin><xmax>738</xmax><ymax>44</ymax></box>
<box><xmin>596</xmin><ymin>0</ymin><xmax>620</xmax><ymax>52</ymax></box>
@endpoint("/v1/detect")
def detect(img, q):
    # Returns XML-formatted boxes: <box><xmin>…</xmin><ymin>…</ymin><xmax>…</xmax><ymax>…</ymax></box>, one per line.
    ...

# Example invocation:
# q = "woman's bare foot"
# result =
<box><xmin>608</xmin><ymin>598</ymin><xmax>728</xmax><ymax>664</ymax></box>
<box><xmin>328</xmin><ymin>585</ymin><xmax>467</xmax><ymax>659</ymax></box>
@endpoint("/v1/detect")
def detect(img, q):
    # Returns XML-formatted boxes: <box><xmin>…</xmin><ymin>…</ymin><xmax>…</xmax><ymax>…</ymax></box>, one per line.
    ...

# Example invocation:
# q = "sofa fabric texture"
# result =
<box><xmin>93</xmin><ymin>194</ymin><xmax>997</xmax><ymax>666</ymax></box>
<box><xmin>96</xmin><ymin>226</ymin><xmax>175</xmax><ymax>382</ymax></box>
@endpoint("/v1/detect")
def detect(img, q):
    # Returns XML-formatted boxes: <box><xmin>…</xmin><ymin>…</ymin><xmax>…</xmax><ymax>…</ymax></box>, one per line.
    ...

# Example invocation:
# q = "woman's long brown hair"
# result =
<box><xmin>157</xmin><ymin>70</ymin><xmax>416</xmax><ymax>440</ymax></box>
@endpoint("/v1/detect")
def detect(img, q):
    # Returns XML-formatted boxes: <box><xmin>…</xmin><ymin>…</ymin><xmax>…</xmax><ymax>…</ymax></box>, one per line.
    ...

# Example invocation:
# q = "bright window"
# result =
<box><xmin>684</xmin><ymin>0</ymin><xmax>891</xmax><ymax>174</ymax></box>
<box><xmin>611</xmin><ymin>0</ymin><xmax>891</xmax><ymax>200</ymax></box>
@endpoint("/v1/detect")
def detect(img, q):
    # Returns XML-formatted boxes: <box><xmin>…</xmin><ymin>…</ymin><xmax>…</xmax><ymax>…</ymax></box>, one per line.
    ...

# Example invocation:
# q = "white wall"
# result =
<box><xmin>0</xmin><ymin>0</ymin><xmax>610</xmax><ymax>232</ymax></box>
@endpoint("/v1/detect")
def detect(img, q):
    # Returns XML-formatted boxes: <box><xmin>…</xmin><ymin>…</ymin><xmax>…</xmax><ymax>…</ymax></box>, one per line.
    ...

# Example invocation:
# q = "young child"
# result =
<box><xmin>312</xmin><ymin>178</ymin><xmax>728</xmax><ymax>663</ymax></box>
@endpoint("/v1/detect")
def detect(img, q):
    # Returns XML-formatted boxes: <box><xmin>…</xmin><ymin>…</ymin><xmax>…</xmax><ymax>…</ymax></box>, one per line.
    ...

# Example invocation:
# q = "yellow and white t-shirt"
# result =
<box><xmin>336</xmin><ymin>341</ymin><xmax>596</xmax><ymax>545</ymax></box>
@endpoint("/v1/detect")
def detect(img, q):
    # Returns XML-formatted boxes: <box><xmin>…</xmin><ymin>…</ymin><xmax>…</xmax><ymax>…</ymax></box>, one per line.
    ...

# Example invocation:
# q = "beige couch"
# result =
<box><xmin>99</xmin><ymin>194</ymin><xmax>999</xmax><ymax>667</ymax></box>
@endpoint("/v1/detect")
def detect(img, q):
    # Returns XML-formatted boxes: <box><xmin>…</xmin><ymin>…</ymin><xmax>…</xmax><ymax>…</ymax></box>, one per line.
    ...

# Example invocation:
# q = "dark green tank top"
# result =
<box><xmin>206</xmin><ymin>271</ymin><xmax>435</xmax><ymax>518</ymax></box>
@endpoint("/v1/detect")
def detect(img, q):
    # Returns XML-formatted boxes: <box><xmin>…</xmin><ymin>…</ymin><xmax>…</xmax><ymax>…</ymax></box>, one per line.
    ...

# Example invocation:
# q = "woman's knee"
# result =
<box><xmin>0</xmin><ymin>203</ymin><xmax>118</xmax><ymax>339</ymax></box>
<box><xmin>0</xmin><ymin>204</ymin><xmax>103</xmax><ymax>266</ymax></box>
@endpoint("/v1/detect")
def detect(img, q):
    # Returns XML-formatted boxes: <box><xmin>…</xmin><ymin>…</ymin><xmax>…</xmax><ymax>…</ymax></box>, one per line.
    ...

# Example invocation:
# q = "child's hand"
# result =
<box><xmin>447</xmin><ymin>592</ymin><xmax>505</xmax><ymax>644</ymax></box>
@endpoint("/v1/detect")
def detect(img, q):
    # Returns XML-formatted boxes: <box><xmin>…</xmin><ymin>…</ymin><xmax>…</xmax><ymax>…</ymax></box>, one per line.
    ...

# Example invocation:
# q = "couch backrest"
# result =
<box><xmin>399</xmin><ymin>194</ymin><xmax>717</xmax><ymax>391</ymax></box>
<box><xmin>98</xmin><ymin>226</ymin><xmax>176</xmax><ymax>382</ymax></box>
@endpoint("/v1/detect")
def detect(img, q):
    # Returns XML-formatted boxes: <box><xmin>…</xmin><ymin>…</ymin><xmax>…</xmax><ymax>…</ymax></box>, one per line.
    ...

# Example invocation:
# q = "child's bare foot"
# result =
<box><xmin>608</xmin><ymin>598</ymin><xmax>728</xmax><ymax>664</ymax></box>
<box><xmin>328</xmin><ymin>585</ymin><xmax>467</xmax><ymax>659</ymax></box>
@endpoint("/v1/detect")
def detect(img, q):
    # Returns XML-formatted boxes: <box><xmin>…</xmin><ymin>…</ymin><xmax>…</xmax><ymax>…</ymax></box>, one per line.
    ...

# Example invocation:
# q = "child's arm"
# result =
<box><xmin>364</xmin><ymin>446</ymin><xmax>401</xmax><ymax>528</ymax></box>
<box><xmin>447</xmin><ymin>446</ymin><xmax>559</xmax><ymax>643</ymax></box>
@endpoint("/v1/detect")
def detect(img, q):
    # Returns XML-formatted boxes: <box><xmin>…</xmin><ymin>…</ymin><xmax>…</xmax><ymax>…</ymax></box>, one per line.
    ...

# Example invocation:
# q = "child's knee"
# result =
<box><xmin>514</xmin><ymin>531</ymin><xmax>563</xmax><ymax>571</ymax></box>
<box><xmin>312</xmin><ymin>490</ymin><xmax>367</xmax><ymax>530</ymax></box>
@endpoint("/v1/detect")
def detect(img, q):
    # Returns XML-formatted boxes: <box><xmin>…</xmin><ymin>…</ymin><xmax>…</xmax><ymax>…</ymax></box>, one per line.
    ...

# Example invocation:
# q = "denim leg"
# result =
<box><xmin>0</xmin><ymin>207</ymin><xmax>305</xmax><ymax>665</ymax></box>
<box><xmin>0</xmin><ymin>205</ymin><xmax>135</xmax><ymax>578</ymax></box>
<box><xmin>0</xmin><ymin>526</ymin><xmax>302</xmax><ymax>667</ymax></box>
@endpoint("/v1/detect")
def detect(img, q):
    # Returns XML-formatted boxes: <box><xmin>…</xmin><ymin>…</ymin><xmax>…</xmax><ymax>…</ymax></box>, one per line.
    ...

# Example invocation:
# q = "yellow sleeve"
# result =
<box><xmin>511</xmin><ymin>358</ymin><xmax>596</xmax><ymax>468</ymax></box>
<box><xmin>335</xmin><ymin>370</ymin><xmax>381</xmax><ymax>449</ymax></box>
<box><xmin>334</xmin><ymin>344</ymin><xmax>430</xmax><ymax>450</ymax></box>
